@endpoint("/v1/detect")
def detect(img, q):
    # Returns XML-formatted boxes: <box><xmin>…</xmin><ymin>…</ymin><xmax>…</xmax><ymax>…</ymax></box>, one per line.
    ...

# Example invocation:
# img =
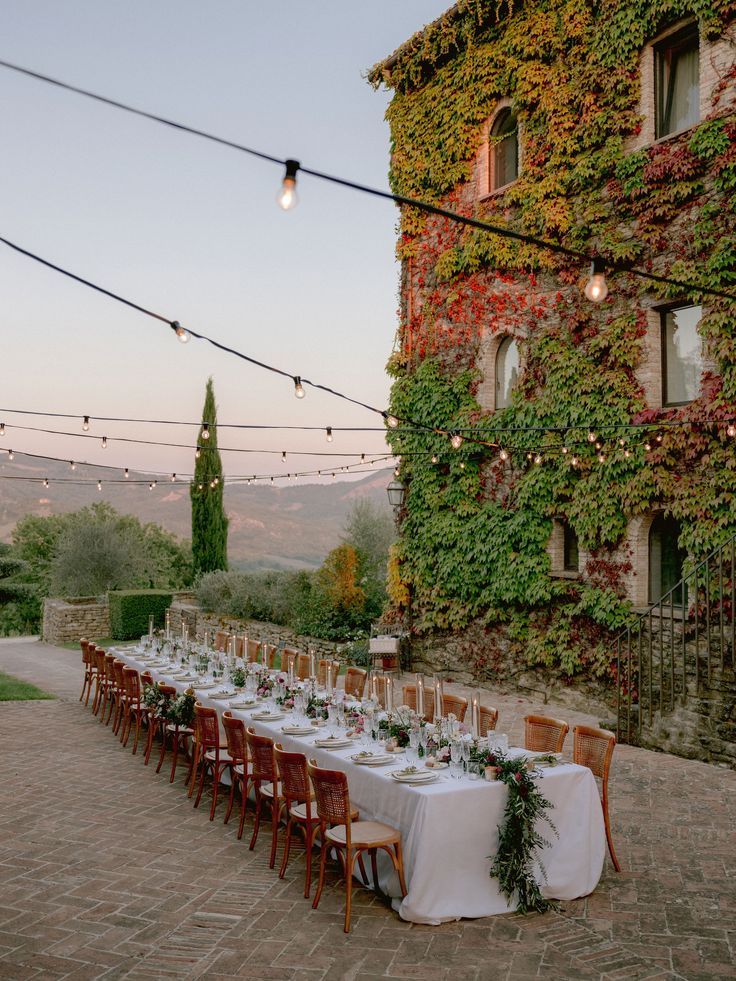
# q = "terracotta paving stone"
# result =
<box><xmin>0</xmin><ymin>639</ymin><xmax>734</xmax><ymax>979</ymax></box>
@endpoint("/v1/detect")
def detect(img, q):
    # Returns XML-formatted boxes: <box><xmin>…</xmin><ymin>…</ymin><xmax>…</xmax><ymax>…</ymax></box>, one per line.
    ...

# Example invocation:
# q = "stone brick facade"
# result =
<box><xmin>42</xmin><ymin>598</ymin><xmax>110</xmax><ymax>646</ymax></box>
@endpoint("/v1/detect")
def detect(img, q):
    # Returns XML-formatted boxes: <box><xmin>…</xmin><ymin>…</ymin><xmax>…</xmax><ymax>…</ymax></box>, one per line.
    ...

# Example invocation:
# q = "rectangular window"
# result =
<box><xmin>661</xmin><ymin>304</ymin><xmax>703</xmax><ymax>406</ymax></box>
<box><xmin>563</xmin><ymin>523</ymin><xmax>579</xmax><ymax>573</ymax></box>
<box><xmin>655</xmin><ymin>24</ymin><xmax>699</xmax><ymax>138</ymax></box>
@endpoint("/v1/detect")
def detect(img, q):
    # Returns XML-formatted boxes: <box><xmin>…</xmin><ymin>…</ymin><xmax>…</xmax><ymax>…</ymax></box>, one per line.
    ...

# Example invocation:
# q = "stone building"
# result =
<box><xmin>369</xmin><ymin>0</ymin><xmax>736</xmax><ymax>747</ymax></box>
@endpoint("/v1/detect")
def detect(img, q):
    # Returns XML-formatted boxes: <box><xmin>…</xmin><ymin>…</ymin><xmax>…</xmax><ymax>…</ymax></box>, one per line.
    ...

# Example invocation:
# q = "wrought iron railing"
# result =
<box><xmin>616</xmin><ymin>532</ymin><xmax>736</xmax><ymax>744</ymax></box>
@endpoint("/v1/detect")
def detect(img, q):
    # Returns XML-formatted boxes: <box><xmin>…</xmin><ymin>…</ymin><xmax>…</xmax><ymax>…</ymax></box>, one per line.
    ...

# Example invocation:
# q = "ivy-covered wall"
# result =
<box><xmin>370</xmin><ymin>0</ymin><xmax>736</xmax><ymax>683</ymax></box>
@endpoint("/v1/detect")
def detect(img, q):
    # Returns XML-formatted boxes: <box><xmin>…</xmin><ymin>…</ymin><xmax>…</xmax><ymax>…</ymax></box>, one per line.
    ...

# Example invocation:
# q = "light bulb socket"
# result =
<box><xmin>82</xmin><ymin>416</ymin><xmax>90</xmax><ymax>431</ymax></box>
<box><xmin>171</xmin><ymin>320</ymin><xmax>190</xmax><ymax>343</ymax></box>
<box><xmin>293</xmin><ymin>376</ymin><xmax>305</xmax><ymax>399</ymax></box>
<box><xmin>326</xmin><ymin>427</ymin><xmax>333</xmax><ymax>442</ymax></box>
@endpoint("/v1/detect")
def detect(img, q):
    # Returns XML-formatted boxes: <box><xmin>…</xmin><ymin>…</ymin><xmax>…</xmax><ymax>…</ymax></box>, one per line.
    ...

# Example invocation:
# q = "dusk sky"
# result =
<box><xmin>1</xmin><ymin>1</ymin><xmax>450</xmax><ymax>487</ymax></box>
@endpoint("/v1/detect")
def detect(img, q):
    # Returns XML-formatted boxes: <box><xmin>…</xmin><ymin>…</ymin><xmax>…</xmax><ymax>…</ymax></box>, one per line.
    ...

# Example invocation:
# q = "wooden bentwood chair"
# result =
<box><xmin>190</xmin><ymin>705</ymin><xmax>232</xmax><ymax>820</ymax></box>
<box><xmin>523</xmin><ymin>714</ymin><xmax>569</xmax><ymax>753</ymax></box>
<box><xmin>222</xmin><ymin>712</ymin><xmax>250</xmax><ymax>840</ymax></box>
<box><xmin>573</xmin><ymin>725</ymin><xmax>621</xmax><ymax>872</ymax></box>
<box><xmin>479</xmin><ymin>705</ymin><xmax>499</xmax><ymax>735</ymax></box>
<box><xmin>79</xmin><ymin>638</ymin><xmax>95</xmax><ymax>706</ymax></box>
<box><xmin>402</xmin><ymin>684</ymin><xmax>435</xmax><ymax>723</ymax></box>
<box><xmin>245</xmin><ymin>728</ymin><xmax>283</xmax><ymax>869</ymax></box>
<box><xmin>344</xmin><ymin>667</ymin><xmax>367</xmax><ymax>699</ymax></box>
<box><xmin>441</xmin><ymin>693</ymin><xmax>468</xmax><ymax>722</ymax></box>
<box><xmin>120</xmin><ymin>667</ymin><xmax>149</xmax><ymax>754</ymax></box>
<box><xmin>308</xmin><ymin>760</ymin><xmax>407</xmax><ymax>933</ymax></box>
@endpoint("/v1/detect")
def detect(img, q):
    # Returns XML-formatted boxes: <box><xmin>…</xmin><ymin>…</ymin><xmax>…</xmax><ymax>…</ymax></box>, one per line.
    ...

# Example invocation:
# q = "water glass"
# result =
<box><xmin>409</xmin><ymin>727</ymin><xmax>420</xmax><ymax>761</ymax></box>
<box><xmin>461</xmin><ymin>740</ymin><xmax>471</xmax><ymax>776</ymax></box>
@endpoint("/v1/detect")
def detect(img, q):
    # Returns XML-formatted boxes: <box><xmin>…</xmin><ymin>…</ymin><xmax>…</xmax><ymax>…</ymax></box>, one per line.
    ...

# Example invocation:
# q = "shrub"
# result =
<box><xmin>109</xmin><ymin>590</ymin><xmax>173</xmax><ymax>640</ymax></box>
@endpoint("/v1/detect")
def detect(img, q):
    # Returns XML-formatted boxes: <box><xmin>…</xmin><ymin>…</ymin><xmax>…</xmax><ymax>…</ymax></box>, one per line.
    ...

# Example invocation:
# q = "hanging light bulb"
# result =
<box><xmin>331</xmin><ymin>472</ymin><xmax>336</xmax><ymax>479</ymax></box>
<box><xmin>197</xmin><ymin>482</ymin><xmax>203</xmax><ymax>490</ymax></box>
<box><xmin>82</xmin><ymin>416</ymin><xmax>90</xmax><ymax>432</ymax></box>
<box><xmin>97</xmin><ymin>480</ymin><xmax>102</xmax><ymax>491</ymax></box>
<box><xmin>43</xmin><ymin>478</ymin><xmax>49</xmax><ymax>488</ymax></box>
<box><xmin>598</xmin><ymin>452</ymin><xmax>605</xmax><ymax>463</ymax></box>
<box><xmin>450</xmin><ymin>432</ymin><xmax>463</xmax><ymax>449</ymax></box>
<box><xmin>394</xmin><ymin>466</ymin><xmax>400</xmax><ymax>477</ymax></box>
<box><xmin>7</xmin><ymin>449</ymin><xmax>13</xmax><ymax>461</ymax></box>
<box><xmin>624</xmin><ymin>449</ymin><xmax>631</xmax><ymax>458</ymax></box>
<box><xmin>171</xmin><ymin>320</ymin><xmax>190</xmax><ymax>344</ymax></box>
<box><xmin>282</xmin><ymin>451</ymin><xmax>287</xmax><ymax>462</ymax></box>
<box><xmin>534</xmin><ymin>454</ymin><xmax>542</xmax><ymax>465</ymax></box>
<box><xmin>326</xmin><ymin>427</ymin><xmax>333</xmax><ymax>442</ymax></box>
<box><xmin>171</xmin><ymin>473</ymin><xmax>176</xmax><ymax>482</ymax></box>
<box><xmin>101</xmin><ymin>436</ymin><xmax>107</xmax><ymax>449</ymax></box>
<box><xmin>595</xmin><ymin>441</ymin><xmax>602</xmax><ymax>450</ymax></box>
<box><xmin>360</xmin><ymin>453</ymin><xmax>365</xmax><ymax>463</ymax></box>
<box><xmin>656</xmin><ymin>433</ymin><xmax>663</xmax><ymax>443</ymax></box>
<box><xmin>571</xmin><ymin>455</ymin><xmax>579</xmax><ymax>466</ymax></box>
<box><xmin>209</xmin><ymin>480</ymin><xmax>215</xmax><ymax>488</ymax></box>
<box><xmin>195</xmin><ymin>447</ymin><xmax>201</xmax><ymax>460</ymax></box>
<box><xmin>202</xmin><ymin>423</ymin><xmax>210</xmax><ymax>440</ymax></box>
<box><xmin>728</xmin><ymin>423</ymin><xmax>736</xmax><ymax>438</ymax></box>
<box><xmin>527</xmin><ymin>452</ymin><xmax>533</xmax><ymax>460</ymax></box>
<box><xmin>276</xmin><ymin>159</ymin><xmax>300</xmax><ymax>210</ymax></box>
<box><xmin>459</xmin><ymin>461</ymin><xmax>466</xmax><ymax>469</ymax></box>
<box><xmin>213</xmin><ymin>476</ymin><xmax>219</xmax><ymax>485</ymax></box>
<box><xmin>293</xmin><ymin>376</ymin><xmax>305</xmax><ymax>399</ymax></box>
<box><xmin>270</xmin><ymin>476</ymin><xmax>274</xmax><ymax>484</ymax></box>
<box><xmin>561</xmin><ymin>446</ymin><xmax>568</xmax><ymax>455</ymax></box>
<box><xmin>584</xmin><ymin>256</ymin><xmax>608</xmax><ymax>303</ymax></box>
<box><xmin>587</xmin><ymin>431</ymin><xmax>596</xmax><ymax>443</ymax></box>
<box><xmin>619</xmin><ymin>438</ymin><xmax>626</xmax><ymax>447</ymax></box>
<box><xmin>431</xmin><ymin>454</ymin><xmax>438</xmax><ymax>464</ymax></box>
<box><xmin>644</xmin><ymin>441</ymin><xmax>652</xmax><ymax>452</ymax></box>
<box><xmin>0</xmin><ymin>423</ymin><xmax>5</xmax><ymax>436</ymax></box>
<box><xmin>152</xmin><ymin>480</ymin><xmax>157</xmax><ymax>488</ymax></box>
<box><xmin>124</xmin><ymin>468</ymin><xmax>129</xmax><ymax>479</ymax></box>
<box><xmin>499</xmin><ymin>448</ymin><xmax>509</xmax><ymax>461</ymax></box>
<box><xmin>385</xmin><ymin>414</ymin><xmax>399</xmax><ymax>429</ymax></box>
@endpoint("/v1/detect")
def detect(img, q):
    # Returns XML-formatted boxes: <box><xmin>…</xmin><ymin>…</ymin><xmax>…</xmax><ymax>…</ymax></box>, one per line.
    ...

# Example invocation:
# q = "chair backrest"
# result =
<box><xmin>245</xmin><ymin>727</ymin><xmax>276</xmax><ymax>783</ymax></box>
<box><xmin>264</xmin><ymin>644</ymin><xmax>278</xmax><ymax>669</ymax></box>
<box><xmin>222</xmin><ymin>711</ymin><xmax>247</xmax><ymax>763</ymax></box>
<box><xmin>296</xmin><ymin>653</ymin><xmax>310</xmax><ymax>680</ymax></box>
<box><xmin>317</xmin><ymin>659</ymin><xmax>340</xmax><ymax>688</ymax></box>
<box><xmin>95</xmin><ymin>647</ymin><xmax>107</xmax><ymax>673</ymax></box>
<box><xmin>524</xmin><ymin>714</ymin><xmax>569</xmax><ymax>753</ymax></box>
<box><xmin>371</xmin><ymin>673</ymin><xmax>388</xmax><ymax>708</ymax></box>
<box><xmin>442</xmin><ymin>694</ymin><xmax>468</xmax><ymax>722</ymax></box>
<box><xmin>479</xmin><ymin>705</ymin><xmax>498</xmax><ymax>735</ymax></box>
<box><xmin>402</xmin><ymin>684</ymin><xmax>434</xmax><ymax>722</ymax></box>
<box><xmin>111</xmin><ymin>658</ymin><xmax>125</xmax><ymax>687</ymax></box>
<box><xmin>122</xmin><ymin>666</ymin><xmax>141</xmax><ymax>701</ymax></box>
<box><xmin>103</xmin><ymin>653</ymin><xmax>116</xmax><ymax>682</ymax></box>
<box><xmin>214</xmin><ymin>630</ymin><xmax>229</xmax><ymax>652</ymax></box>
<box><xmin>573</xmin><ymin>725</ymin><xmax>615</xmax><ymax>781</ymax></box>
<box><xmin>307</xmin><ymin>760</ymin><xmax>352</xmax><ymax>841</ymax></box>
<box><xmin>233</xmin><ymin>637</ymin><xmax>244</xmax><ymax>658</ymax></box>
<box><xmin>281</xmin><ymin>647</ymin><xmax>298</xmax><ymax>674</ymax></box>
<box><xmin>246</xmin><ymin>639</ymin><xmax>261</xmax><ymax>663</ymax></box>
<box><xmin>80</xmin><ymin>638</ymin><xmax>90</xmax><ymax>664</ymax></box>
<box><xmin>140</xmin><ymin>670</ymin><xmax>154</xmax><ymax>688</ymax></box>
<box><xmin>344</xmin><ymin>667</ymin><xmax>367</xmax><ymax>699</ymax></box>
<box><xmin>275</xmin><ymin>746</ymin><xmax>311</xmax><ymax>806</ymax></box>
<box><xmin>194</xmin><ymin>704</ymin><xmax>220</xmax><ymax>750</ymax></box>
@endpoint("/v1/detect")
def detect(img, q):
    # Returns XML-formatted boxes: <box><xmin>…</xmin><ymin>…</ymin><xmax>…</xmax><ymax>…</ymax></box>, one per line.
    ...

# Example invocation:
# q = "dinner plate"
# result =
<box><xmin>230</xmin><ymin>699</ymin><xmax>258</xmax><ymax>708</ymax></box>
<box><xmin>281</xmin><ymin>725</ymin><xmax>317</xmax><ymax>736</ymax></box>
<box><xmin>252</xmin><ymin>711</ymin><xmax>286</xmax><ymax>721</ymax></box>
<box><xmin>390</xmin><ymin>769</ymin><xmax>439</xmax><ymax>784</ymax></box>
<box><xmin>314</xmin><ymin>737</ymin><xmax>353</xmax><ymax>749</ymax></box>
<box><xmin>209</xmin><ymin>692</ymin><xmax>237</xmax><ymax>700</ymax></box>
<box><xmin>192</xmin><ymin>682</ymin><xmax>218</xmax><ymax>690</ymax></box>
<box><xmin>351</xmin><ymin>753</ymin><xmax>392</xmax><ymax>766</ymax></box>
<box><xmin>425</xmin><ymin>761</ymin><xmax>449</xmax><ymax>770</ymax></box>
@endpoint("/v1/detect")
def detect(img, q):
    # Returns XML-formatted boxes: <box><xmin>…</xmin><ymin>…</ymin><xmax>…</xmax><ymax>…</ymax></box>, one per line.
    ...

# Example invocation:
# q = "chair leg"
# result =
<box><xmin>209</xmin><ymin>764</ymin><xmax>225</xmax><ymax>821</ymax></box>
<box><xmin>602</xmin><ymin>788</ymin><xmax>621</xmax><ymax>872</ymax></box>
<box><xmin>344</xmin><ymin>849</ymin><xmax>355</xmax><ymax>933</ymax></box>
<box><xmin>79</xmin><ymin>672</ymin><xmax>89</xmax><ymax>703</ymax></box>
<box><xmin>312</xmin><ymin>840</ymin><xmax>328</xmax><ymax>909</ymax></box>
<box><xmin>279</xmin><ymin>817</ymin><xmax>293</xmax><ymax>879</ymax></box>
<box><xmin>194</xmin><ymin>760</ymin><xmax>208</xmax><ymax>809</ymax></box>
<box><xmin>144</xmin><ymin>717</ymin><xmax>157</xmax><ymax>766</ymax></box>
<box><xmin>156</xmin><ymin>725</ymin><xmax>168</xmax><ymax>774</ymax></box>
<box><xmin>237</xmin><ymin>777</ymin><xmax>249</xmax><ymax>841</ymax></box>
<box><xmin>394</xmin><ymin>842</ymin><xmax>408</xmax><ymax>897</ymax></box>
<box><xmin>249</xmin><ymin>793</ymin><xmax>262</xmax><ymax>851</ymax></box>
<box><xmin>172</xmin><ymin>733</ymin><xmax>187</xmax><ymax>783</ymax></box>
<box><xmin>84</xmin><ymin>673</ymin><xmax>93</xmax><ymax>707</ymax></box>
<box><xmin>131</xmin><ymin>712</ymin><xmax>142</xmax><ymax>754</ymax></box>
<box><xmin>224</xmin><ymin>776</ymin><xmax>236</xmax><ymax>825</ymax></box>
<box><xmin>357</xmin><ymin>853</ymin><xmax>369</xmax><ymax>885</ymax></box>
<box><xmin>187</xmin><ymin>743</ymin><xmax>200</xmax><ymax>797</ymax></box>
<box><xmin>269</xmin><ymin>798</ymin><xmax>281</xmax><ymax>868</ymax></box>
<box><xmin>370</xmin><ymin>848</ymin><xmax>380</xmax><ymax>892</ymax></box>
<box><xmin>303</xmin><ymin>823</ymin><xmax>314</xmax><ymax>898</ymax></box>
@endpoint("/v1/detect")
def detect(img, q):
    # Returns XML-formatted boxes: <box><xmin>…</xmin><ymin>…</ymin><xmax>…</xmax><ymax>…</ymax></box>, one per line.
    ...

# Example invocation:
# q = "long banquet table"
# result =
<box><xmin>113</xmin><ymin>646</ymin><xmax>606</xmax><ymax>925</ymax></box>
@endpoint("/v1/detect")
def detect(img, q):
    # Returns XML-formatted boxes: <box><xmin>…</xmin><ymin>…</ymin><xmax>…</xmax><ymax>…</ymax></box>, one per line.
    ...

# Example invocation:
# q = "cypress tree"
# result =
<box><xmin>190</xmin><ymin>377</ymin><xmax>228</xmax><ymax>576</ymax></box>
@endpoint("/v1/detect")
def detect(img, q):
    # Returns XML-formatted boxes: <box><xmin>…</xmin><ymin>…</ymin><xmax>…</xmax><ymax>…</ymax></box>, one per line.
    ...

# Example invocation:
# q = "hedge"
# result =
<box><xmin>109</xmin><ymin>590</ymin><xmax>173</xmax><ymax>641</ymax></box>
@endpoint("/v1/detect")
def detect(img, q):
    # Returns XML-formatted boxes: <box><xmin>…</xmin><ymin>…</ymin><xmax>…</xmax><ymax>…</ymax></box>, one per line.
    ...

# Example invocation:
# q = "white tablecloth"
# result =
<box><xmin>113</xmin><ymin>648</ymin><xmax>606</xmax><ymax>924</ymax></box>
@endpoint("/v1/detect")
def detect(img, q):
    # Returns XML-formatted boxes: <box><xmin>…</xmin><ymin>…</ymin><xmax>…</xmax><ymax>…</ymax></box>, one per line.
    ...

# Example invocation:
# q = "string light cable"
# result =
<box><xmin>0</xmin><ymin>58</ymin><xmax>734</xmax><ymax>302</ymax></box>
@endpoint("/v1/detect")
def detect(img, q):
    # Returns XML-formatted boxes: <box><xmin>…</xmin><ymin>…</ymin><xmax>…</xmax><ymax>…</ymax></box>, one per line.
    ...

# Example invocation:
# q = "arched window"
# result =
<box><xmin>495</xmin><ymin>336</ymin><xmax>519</xmax><ymax>409</ymax></box>
<box><xmin>490</xmin><ymin>108</ymin><xmax>519</xmax><ymax>190</ymax></box>
<box><xmin>649</xmin><ymin>514</ymin><xmax>686</xmax><ymax>605</ymax></box>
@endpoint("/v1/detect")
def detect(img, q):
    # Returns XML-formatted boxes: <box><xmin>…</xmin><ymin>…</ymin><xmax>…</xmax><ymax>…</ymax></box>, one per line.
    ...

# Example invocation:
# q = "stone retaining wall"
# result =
<box><xmin>167</xmin><ymin>602</ymin><xmax>346</xmax><ymax>659</ymax></box>
<box><xmin>42</xmin><ymin>598</ymin><xmax>110</xmax><ymax>646</ymax></box>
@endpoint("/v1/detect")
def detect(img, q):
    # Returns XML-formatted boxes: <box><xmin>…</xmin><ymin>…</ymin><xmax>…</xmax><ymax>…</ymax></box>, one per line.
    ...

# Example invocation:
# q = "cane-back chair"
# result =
<box><xmin>245</xmin><ymin>728</ymin><xmax>283</xmax><ymax>868</ymax></box>
<box><xmin>222</xmin><ymin>712</ymin><xmax>250</xmax><ymax>840</ymax></box>
<box><xmin>344</xmin><ymin>667</ymin><xmax>367</xmax><ymax>699</ymax></box>
<box><xmin>308</xmin><ymin>761</ymin><xmax>407</xmax><ymax>933</ymax></box>
<box><xmin>479</xmin><ymin>705</ymin><xmax>499</xmax><ymax>736</ymax></box>
<box><xmin>191</xmin><ymin>705</ymin><xmax>232</xmax><ymax>819</ymax></box>
<box><xmin>524</xmin><ymin>714</ymin><xmax>569</xmax><ymax>754</ymax></box>
<box><xmin>402</xmin><ymin>684</ymin><xmax>434</xmax><ymax>723</ymax></box>
<box><xmin>573</xmin><ymin>725</ymin><xmax>621</xmax><ymax>872</ymax></box>
<box><xmin>442</xmin><ymin>693</ymin><xmax>468</xmax><ymax>722</ymax></box>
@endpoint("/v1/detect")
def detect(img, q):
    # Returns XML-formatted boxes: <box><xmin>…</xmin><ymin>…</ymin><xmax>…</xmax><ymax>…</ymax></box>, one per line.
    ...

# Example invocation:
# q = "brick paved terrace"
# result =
<box><xmin>0</xmin><ymin>639</ymin><xmax>734</xmax><ymax>980</ymax></box>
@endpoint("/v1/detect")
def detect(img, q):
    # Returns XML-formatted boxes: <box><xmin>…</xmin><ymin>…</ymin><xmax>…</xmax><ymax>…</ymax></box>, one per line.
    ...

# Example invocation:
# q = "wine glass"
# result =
<box><xmin>450</xmin><ymin>739</ymin><xmax>462</xmax><ymax>779</ymax></box>
<box><xmin>418</xmin><ymin>725</ymin><xmax>428</xmax><ymax>759</ymax></box>
<box><xmin>327</xmin><ymin>703</ymin><xmax>338</xmax><ymax>735</ymax></box>
<box><xmin>408</xmin><ymin>727</ymin><xmax>420</xmax><ymax>762</ymax></box>
<box><xmin>461</xmin><ymin>739</ymin><xmax>471</xmax><ymax>777</ymax></box>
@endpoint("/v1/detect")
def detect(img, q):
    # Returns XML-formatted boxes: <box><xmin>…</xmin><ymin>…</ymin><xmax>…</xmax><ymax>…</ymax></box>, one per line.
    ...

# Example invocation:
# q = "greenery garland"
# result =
<box><xmin>475</xmin><ymin>749</ymin><xmax>558</xmax><ymax>913</ymax></box>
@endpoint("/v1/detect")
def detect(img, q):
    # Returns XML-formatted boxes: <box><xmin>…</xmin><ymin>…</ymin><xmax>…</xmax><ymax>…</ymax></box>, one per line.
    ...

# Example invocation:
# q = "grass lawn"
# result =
<box><xmin>60</xmin><ymin>638</ymin><xmax>125</xmax><ymax>650</ymax></box>
<box><xmin>0</xmin><ymin>671</ymin><xmax>54</xmax><ymax>701</ymax></box>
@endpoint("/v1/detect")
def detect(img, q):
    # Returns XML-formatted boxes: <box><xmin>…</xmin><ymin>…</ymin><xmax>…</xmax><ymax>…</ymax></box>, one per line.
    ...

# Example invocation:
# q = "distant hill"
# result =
<box><xmin>0</xmin><ymin>457</ymin><xmax>394</xmax><ymax>570</ymax></box>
